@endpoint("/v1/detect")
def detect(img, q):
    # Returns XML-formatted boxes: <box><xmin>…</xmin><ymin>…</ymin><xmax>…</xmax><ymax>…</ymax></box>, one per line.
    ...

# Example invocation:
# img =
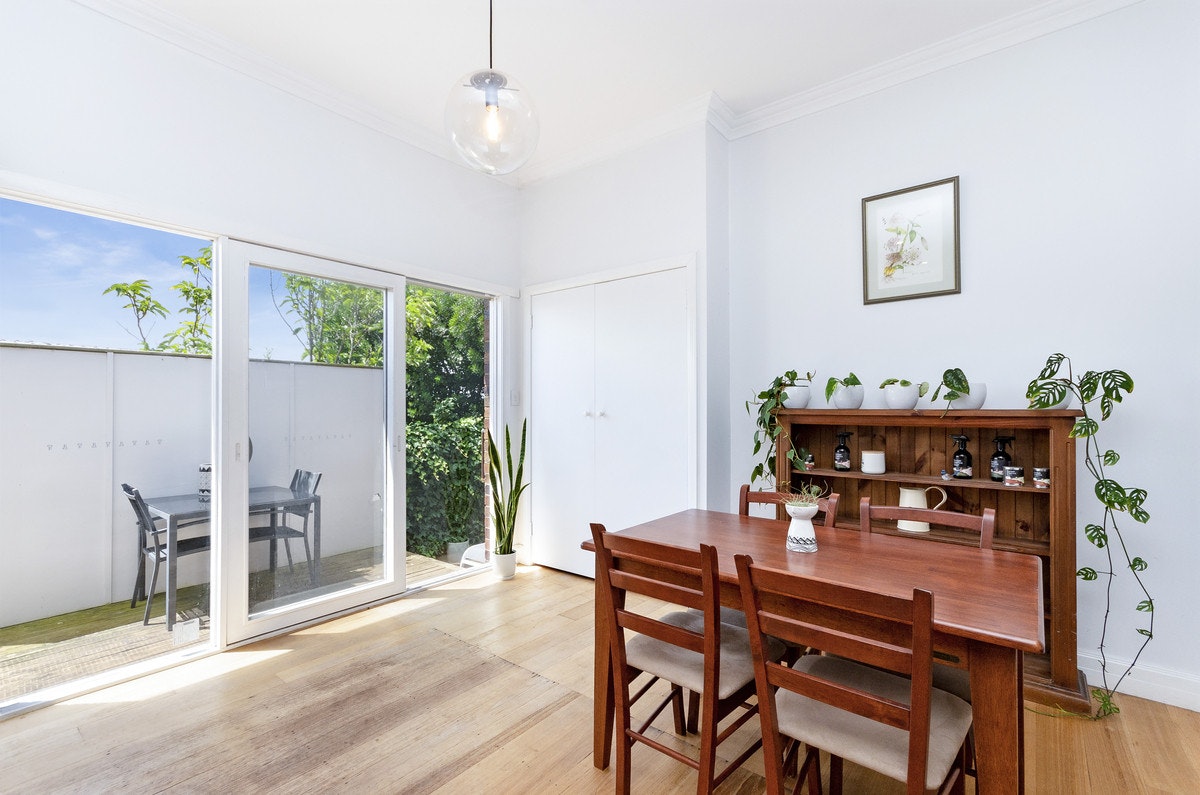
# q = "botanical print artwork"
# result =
<box><xmin>878</xmin><ymin>201</ymin><xmax>943</xmax><ymax>288</ymax></box>
<box><xmin>861</xmin><ymin>176</ymin><xmax>958</xmax><ymax>304</ymax></box>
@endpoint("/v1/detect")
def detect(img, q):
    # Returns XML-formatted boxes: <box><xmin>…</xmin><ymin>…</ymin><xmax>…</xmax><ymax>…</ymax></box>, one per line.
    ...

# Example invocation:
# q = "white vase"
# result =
<box><xmin>832</xmin><ymin>384</ymin><xmax>864</xmax><ymax>409</ymax></box>
<box><xmin>782</xmin><ymin>383</ymin><xmax>811</xmax><ymax>409</ymax></box>
<box><xmin>883</xmin><ymin>383</ymin><xmax>919</xmax><ymax>410</ymax></box>
<box><xmin>784</xmin><ymin>503</ymin><xmax>819</xmax><ymax>553</ymax></box>
<box><xmin>948</xmin><ymin>382</ymin><xmax>987</xmax><ymax>410</ymax></box>
<box><xmin>493</xmin><ymin>551</ymin><xmax>517</xmax><ymax>580</ymax></box>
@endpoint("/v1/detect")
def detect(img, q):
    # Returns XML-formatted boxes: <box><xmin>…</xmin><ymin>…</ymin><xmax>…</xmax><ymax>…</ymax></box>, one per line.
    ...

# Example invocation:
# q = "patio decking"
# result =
<box><xmin>0</xmin><ymin>551</ymin><xmax>467</xmax><ymax>705</ymax></box>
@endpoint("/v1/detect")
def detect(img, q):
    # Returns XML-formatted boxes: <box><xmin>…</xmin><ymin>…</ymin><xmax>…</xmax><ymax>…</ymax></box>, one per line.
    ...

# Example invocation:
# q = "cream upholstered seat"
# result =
<box><xmin>735</xmin><ymin>553</ymin><xmax>972</xmax><ymax>794</ymax></box>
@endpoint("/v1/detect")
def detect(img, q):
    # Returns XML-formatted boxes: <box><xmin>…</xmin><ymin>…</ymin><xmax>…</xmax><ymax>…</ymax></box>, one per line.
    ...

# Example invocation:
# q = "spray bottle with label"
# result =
<box><xmin>833</xmin><ymin>431</ymin><xmax>853</xmax><ymax>471</ymax></box>
<box><xmin>989</xmin><ymin>435</ymin><xmax>1015</xmax><ymax>482</ymax></box>
<box><xmin>950</xmin><ymin>434</ymin><xmax>973</xmax><ymax>479</ymax></box>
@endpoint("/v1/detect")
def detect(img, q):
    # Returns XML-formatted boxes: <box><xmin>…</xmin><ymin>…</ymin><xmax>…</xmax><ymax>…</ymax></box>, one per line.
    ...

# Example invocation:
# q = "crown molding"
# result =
<box><xmin>73</xmin><ymin>0</ymin><xmax>1144</xmax><ymax>187</ymax></box>
<box><xmin>726</xmin><ymin>0</ymin><xmax>1144</xmax><ymax>139</ymax></box>
<box><xmin>515</xmin><ymin>94</ymin><xmax>717</xmax><ymax>186</ymax></box>
<box><xmin>73</xmin><ymin>0</ymin><xmax>452</xmax><ymax>159</ymax></box>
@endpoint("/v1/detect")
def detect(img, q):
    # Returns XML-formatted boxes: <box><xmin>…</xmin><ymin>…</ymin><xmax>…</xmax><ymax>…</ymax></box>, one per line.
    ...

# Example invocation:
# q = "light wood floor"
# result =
<box><xmin>0</xmin><ymin>565</ymin><xmax>1196</xmax><ymax>793</ymax></box>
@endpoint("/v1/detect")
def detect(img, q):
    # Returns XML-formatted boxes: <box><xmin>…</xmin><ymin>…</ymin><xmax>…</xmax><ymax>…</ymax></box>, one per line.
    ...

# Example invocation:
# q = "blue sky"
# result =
<box><xmin>0</xmin><ymin>196</ymin><xmax>303</xmax><ymax>360</ymax></box>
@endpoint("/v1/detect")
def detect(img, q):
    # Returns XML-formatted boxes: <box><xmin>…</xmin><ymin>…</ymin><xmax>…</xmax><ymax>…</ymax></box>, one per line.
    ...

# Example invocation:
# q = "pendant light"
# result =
<box><xmin>445</xmin><ymin>0</ymin><xmax>539</xmax><ymax>175</ymax></box>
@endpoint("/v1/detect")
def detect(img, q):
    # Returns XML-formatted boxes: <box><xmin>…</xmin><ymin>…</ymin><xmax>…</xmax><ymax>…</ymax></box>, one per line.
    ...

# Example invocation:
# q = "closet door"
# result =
<box><xmin>593</xmin><ymin>269</ymin><xmax>689</xmax><ymax>536</ymax></box>
<box><xmin>529</xmin><ymin>285</ymin><xmax>597</xmax><ymax>576</ymax></box>
<box><xmin>530</xmin><ymin>267</ymin><xmax>691</xmax><ymax>577</ymax></box>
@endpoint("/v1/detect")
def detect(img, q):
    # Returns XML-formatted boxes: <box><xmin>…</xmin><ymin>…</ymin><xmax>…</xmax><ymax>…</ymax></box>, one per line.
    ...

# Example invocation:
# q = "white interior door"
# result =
<box><xmin>593</xmin><ymin>269</ymin><xmax>690</xmax><ymax>533</ymax></box>
<box><xmin>530</xmin><ymin>266</ymin><xmax>693</xmax><ymax>577</ymax></box>
<box><xmin>529</xmin><ymin>284</ymin><xmax>596</xmax><ymax>576</ymax></box>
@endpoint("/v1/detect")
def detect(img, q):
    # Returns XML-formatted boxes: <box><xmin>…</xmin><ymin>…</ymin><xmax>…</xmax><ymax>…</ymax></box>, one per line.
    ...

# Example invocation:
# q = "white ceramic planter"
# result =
<box><xmin>832</xmin><ymin>384</ymin><xmax>864</xmax><ymax>409</ymax></box>
<box><xmin>784</xmin><ymin>503</ymin><xmax>819</xmax><ymax>553</ymax></box>
<box><xmin>883</xmin><ymin>383</ymin><xmax>919</xmax><ymax>410</ymax></box>
<box><xmin>782</xmin><ymin>383</ymin><xmax>811</xmax><ymax>409</ymax></box>
<box><xmin>493</xmin><ymin>551</ymin><xmax>517</xmax><ymax>580</ymax></box>
<box><xmin>948</xmin><ymin>382</ymin><xmax>987</xmax><ymax>410</ymax></box>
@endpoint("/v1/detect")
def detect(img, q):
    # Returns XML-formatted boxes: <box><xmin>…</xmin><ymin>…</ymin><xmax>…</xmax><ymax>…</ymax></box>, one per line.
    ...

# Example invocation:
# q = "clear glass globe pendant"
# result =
<box><xmin>446</xmin><ymin>67</ymin><xmax>539</xmax><ymax>176</ymax></box>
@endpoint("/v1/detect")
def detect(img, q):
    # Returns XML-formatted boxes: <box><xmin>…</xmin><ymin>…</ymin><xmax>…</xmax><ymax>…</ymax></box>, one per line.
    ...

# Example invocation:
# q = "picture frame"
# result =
<box><xmin>862</xmin><ymin>176</ymin><xmax>959</xmax><ymax>305</ymax></box>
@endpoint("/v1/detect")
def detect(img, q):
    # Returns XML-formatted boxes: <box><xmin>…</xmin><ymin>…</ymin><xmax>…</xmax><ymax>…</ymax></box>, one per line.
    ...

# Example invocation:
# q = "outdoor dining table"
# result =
<box><xmin>582</xmin><ymin>509</ymin><xmax>1045</xmax><ymax>793</ymax></box>
<box><xmin>141</xmin><ymin>485</ymin><xmax>322</xmax><ymax>631</ymax></box>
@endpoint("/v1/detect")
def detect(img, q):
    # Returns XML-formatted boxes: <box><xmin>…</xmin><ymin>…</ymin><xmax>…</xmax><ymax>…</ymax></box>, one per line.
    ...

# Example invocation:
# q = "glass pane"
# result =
<box><xmin>246</xmin><ymin>267</ymin><xmax>386</xmax><ymax>615</ymax></box>
<box><xmin>0</xmin><ymin>197</ymin><xmax>212</xmax><ymax>708</ymax></box>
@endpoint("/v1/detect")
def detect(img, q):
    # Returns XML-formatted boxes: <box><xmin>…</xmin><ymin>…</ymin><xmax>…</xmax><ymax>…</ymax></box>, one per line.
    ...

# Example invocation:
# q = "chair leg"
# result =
<box><xmin>143</xmin><ymin>555</ymin><xmax>161</xmax><ymax>626</ymax></box>
<box><xmin>829</xmin><ymin>754</ymin><xmax>844</xmax><ymax>795</ymax></box>
<box><xmin>130</xmin><ymin>551</ymin><xmax>146</xmax><ymax>608</ymax></box>
<box><xmin>283</xmin><ymin>538</ymin><xmax>295</xmax><ymax>573</ymax></box>
<box><xmin>670</xmin><ymin>685</ymin><xmax>686</xmax><ymax>734</ymax></box>
<box><xmin>686</xmin><ymin>689</ymin><xmax>700</xmax><ymax>734</ymax></box>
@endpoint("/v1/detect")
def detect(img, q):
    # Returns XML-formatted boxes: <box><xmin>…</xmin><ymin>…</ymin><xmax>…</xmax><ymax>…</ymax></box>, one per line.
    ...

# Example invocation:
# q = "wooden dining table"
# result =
<box><xmin>582</xmin><ymin>509</ymin><xmax>1045</xmax><ymax>793</ymax></box>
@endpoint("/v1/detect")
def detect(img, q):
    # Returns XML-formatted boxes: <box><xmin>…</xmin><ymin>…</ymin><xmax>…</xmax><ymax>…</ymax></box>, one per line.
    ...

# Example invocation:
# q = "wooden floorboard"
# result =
<box><xmin>0</xmin><ymin>564</ymin><xmax>1196</xmax><ymax>793</ymax></box>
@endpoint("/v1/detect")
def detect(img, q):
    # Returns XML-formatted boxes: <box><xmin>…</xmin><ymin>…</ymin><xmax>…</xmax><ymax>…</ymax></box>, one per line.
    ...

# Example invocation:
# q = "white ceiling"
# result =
<box><xmin>97</xmin><ymin>0</ymin><xmax>1134</xmax><ymax>182</ymax></box>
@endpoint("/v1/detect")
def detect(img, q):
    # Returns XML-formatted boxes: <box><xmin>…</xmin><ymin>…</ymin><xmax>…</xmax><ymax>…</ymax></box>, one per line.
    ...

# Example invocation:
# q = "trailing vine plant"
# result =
<box><xmin>1026</xmin><ymin>353</ymin><xmax>1152</xmax><ymax>717</ymax></box>
<box><xmin>747</xmin><ymin>370</ymin><xmax>813</xmax><ymax>486</ymax></box>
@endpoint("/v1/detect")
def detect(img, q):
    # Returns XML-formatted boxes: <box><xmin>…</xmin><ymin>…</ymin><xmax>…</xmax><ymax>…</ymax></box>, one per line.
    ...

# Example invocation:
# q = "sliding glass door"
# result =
<box><xmin>218</xmin><ymin>241</ymin><xmax>404</xmax><ymax>643</ymax></box>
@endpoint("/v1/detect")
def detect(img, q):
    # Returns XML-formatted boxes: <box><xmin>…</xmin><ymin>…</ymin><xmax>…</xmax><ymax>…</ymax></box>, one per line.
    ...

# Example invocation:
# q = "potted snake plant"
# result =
<box><xmin>487</xmin><ymin>419</ymin><xmax>528</xmax><ymax>580</ymax></box>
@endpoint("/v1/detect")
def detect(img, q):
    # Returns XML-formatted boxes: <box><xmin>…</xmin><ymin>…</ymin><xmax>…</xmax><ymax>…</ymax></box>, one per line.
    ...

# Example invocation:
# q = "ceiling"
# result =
<box><xmin>101</xmin><ymin>0</ymin><xmax>1131</xmax><ymax>182</ymax></box>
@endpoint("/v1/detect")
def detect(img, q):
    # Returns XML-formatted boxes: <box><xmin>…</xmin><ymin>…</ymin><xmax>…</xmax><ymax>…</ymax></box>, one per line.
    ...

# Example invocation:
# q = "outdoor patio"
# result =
<box><xmin>0</xmin><ymin>550</ymin><xmax>470</xmax><ymax>703</ymax></box>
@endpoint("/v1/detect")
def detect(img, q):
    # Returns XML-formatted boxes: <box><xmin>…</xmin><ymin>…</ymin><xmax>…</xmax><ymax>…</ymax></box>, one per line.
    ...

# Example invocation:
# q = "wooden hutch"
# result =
<box><xmin>774</xmin><ymin>408</ymin><xmax>1090</xmax><ymax>712</ymax></box>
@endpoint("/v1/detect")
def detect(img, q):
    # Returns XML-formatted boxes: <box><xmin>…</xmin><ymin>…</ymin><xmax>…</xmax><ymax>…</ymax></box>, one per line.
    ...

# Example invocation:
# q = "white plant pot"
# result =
<box><xmin>948</xmin><ymin>382</ymin><xmax>987</xmax><ymax>410</ymax></box>
<box><xmin>883</xmin><ymin>383</ymin><xmax>920</xmax><ymax>410</ymax></box>
<box><xmin>493</xmin><ymin>551</ymin><xmax>517</xmax><ymax>580</ymax></box>
<box><xmin>784</xmin><ymin>503</ymin><xmax>819</xmax><ymax>553</ymax></box>
<box><xmin>782</xmin><ymin>383</ymin><xmax>811</xmax><ymax>409</ymax></box>
<box><xmin>832</xmin><ymin>384</ymin><xmax>864</xmax><ymax>409</ymax></box>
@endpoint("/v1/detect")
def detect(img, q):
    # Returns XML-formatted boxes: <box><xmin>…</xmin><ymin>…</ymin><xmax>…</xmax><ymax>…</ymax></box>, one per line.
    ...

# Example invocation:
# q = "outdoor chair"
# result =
<box><xmin>590</xmin><ymin>522</ymin><xmax>780</xmax><ymax>794</ymax></box>
<box><xmin>735</xmin><ymin>553</ymin><xmax>973</xmax><ymax>794</ymax></box>
<box><xmin>249</xmin><ymin>469</ymin><xmax>321</xmax><ymax>573</ymax></box>
<box><xmin>124</xmin><ymin>483</ymin><xmax>211</xmax><ymax>626</ymax></box>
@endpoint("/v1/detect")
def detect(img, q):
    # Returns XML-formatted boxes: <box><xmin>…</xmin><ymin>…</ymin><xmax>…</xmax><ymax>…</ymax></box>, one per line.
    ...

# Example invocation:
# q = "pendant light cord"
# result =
<box><xmin>488</xmin><ymin>0</ymin><xmax>494</xmax><ymax>69</ymax></box>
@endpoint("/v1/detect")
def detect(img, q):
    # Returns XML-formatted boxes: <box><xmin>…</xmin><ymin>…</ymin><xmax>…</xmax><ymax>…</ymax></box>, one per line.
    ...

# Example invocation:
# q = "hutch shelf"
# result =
<box><xmin>774</xmin><ymin>408</ymin><xmax>1090</xmax><ymax>712</ymax></box>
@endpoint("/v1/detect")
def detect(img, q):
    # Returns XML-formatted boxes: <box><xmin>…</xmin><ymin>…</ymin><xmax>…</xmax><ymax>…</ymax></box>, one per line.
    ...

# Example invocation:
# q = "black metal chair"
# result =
<box><xmin>124</xmin><ymin>483</ymin><xmax>211</xmax><ymax>626</ymax></box>
<box><xmin>249</xmin><ymin>469</ymin><xmax>321</xmax><ymax>573</ymax></box>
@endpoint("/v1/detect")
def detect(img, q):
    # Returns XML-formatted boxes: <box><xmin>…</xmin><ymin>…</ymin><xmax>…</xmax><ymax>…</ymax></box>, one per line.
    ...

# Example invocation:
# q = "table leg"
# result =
<box><xmin>592</xmin><ymin>560</ymin><xmax>613</xmax><ymax>769</ymax></box>
<box><xmin>969</xmin><ymin>642</ymin><xmax>1025</xmax><ymax>793</ymax></box>
<box><xmin>166</xmin><ymin>517</ymin><xmax>178</xmax><ymax>632</ymax></box>
<box><xmin>311</xmin><ymin>496</ymin><xmax>321</xmax><ymax>586</ymax></box>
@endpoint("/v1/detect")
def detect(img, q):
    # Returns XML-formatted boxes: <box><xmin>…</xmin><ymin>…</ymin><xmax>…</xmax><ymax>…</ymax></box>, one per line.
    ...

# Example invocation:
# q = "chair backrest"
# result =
<box><xmin>589</xmin><ymin>522</ymin><xmax>721</xmax><ymax>679</ymax></box>
<box><xmin>859</xmin><ymin>496</ymin><xmax>995</xmax><ymax>549</ymax></box>
<box><xmin>734</xmin><ymin>553</ymin><xmax>938</xmax><ymax>792</ymax></box>
<box><xmin>738</xmin><ymin>484</ymin><xmax>840</xmax><ymax>528</ymax></box>
<box><xmin>121</xmin><ymin>483</ymin><xmax>160</xmax><ymax>554</ymax></box>
<box><xmin>293</xmin><ymin>469</ymin><xmax>322</xmax><ymax>495</ymax></box>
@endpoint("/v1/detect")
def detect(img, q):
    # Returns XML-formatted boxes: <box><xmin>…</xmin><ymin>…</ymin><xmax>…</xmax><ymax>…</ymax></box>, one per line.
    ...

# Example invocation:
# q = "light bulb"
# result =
<box><xmin>485</xmin><ymin>104</ymin><xmax>502</xmax><ymax>143</ymax></box>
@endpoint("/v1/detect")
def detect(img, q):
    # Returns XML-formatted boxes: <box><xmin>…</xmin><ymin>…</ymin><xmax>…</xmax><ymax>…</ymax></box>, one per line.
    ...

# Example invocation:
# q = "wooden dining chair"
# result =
<box><xmin>738</xmin><ymin>484</ymin><xmax>840</xmax><ymax>527</ymax></box>
<box><xmin>590</xmin><ymin>523</ymin><xmax>774</xmax><ymax>794</ymax></box>
<box><xmin>859</xmin><ymin>495</ymin><xmax>995</xmax><ymax>776</ymax></box>
<box><xmin>123</xmin><ymin>483</ymin><xmax>211</xmax><ymax>626</ymax></box>
<box><xmin>858</xmin><ymin>496</ymin><xmax>995</xmax><ymax>549</ymax></box>
<box><xmin>734</xmin><ymin>553</ymin><xmax>973</xmax><ymax>795</ymax></box>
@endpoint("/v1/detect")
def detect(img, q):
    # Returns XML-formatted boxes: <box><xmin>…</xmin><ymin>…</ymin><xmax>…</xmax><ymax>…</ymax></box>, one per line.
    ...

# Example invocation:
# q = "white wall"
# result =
<box><xmin>0</xmin><ymin>0</ymin><xmax>520</xmax><ymax>290</ymax></box>
<box><xmin>728</xmin><ymin>0</ymin><xmax>1200</xmax><ymax>709</ymax></box>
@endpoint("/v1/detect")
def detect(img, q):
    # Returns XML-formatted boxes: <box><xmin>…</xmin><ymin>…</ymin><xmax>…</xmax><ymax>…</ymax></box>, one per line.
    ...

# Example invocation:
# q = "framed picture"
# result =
<box><xmin>862</xmin><ymin>176</ymin><xmax>959</xmax><ymax>305</ymax></box>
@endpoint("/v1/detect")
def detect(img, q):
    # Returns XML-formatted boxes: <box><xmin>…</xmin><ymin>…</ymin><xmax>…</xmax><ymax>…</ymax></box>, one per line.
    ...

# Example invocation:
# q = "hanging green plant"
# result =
<box><xmin>747</xmin><ymin>370</ymin><xmax>813</xmax><ymax>485</ymax></box>
<box><xmin>1026</xmin><ymin>353</ymin><xmax>1152</xmax><ymax>718</ymax></box>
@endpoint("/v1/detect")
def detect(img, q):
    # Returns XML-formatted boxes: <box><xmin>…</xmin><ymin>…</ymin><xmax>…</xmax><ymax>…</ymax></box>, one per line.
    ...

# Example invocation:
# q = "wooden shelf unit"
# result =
<box><xmin>774</xmin><ymin>408</ymin><xmax>1090</xmax><ymax>712</ymax></box>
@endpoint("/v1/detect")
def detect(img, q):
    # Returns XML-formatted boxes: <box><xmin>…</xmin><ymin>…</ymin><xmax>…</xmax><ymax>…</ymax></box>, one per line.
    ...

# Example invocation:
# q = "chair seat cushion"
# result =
<box><xmin>625</xmin><ymin>611</ymin><xmax>781</xmax><ymax>700</ymax></box>
<box><xmin>777</xmin><ymin>654</ymin><xmax>973</xmax><ymax>790</ymax></box>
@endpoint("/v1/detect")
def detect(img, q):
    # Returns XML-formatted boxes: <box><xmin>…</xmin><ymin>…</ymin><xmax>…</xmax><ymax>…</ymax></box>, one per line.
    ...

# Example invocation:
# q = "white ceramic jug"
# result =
<box><xmin>896</xmin><ymin>485</ymin><xmax>947</xmax><ymax>533</ymax></box>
